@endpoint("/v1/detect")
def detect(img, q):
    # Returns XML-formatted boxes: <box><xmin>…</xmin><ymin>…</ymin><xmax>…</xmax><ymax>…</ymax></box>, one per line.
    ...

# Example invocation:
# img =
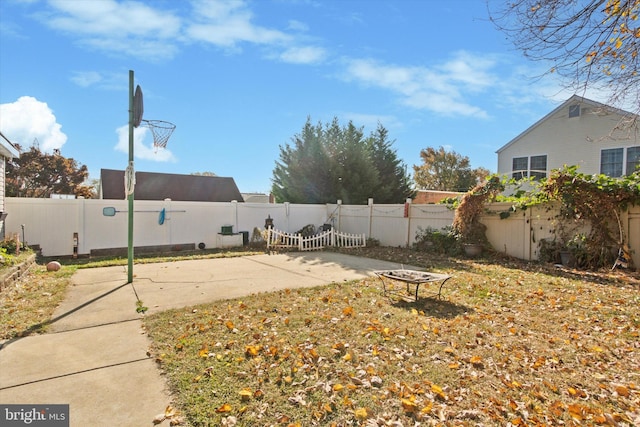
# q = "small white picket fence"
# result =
<box><xmin>266</xmin><ymin>228</ymin><xmax>366</xmax><ymax>251</ymax></box>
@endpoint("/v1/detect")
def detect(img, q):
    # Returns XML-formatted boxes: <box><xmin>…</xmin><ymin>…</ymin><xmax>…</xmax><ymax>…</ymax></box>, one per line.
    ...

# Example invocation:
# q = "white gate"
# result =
<box><xmin>266</xmin><ymin>228</ymin><xmax>366</xmax><ymax>251</ymax></box>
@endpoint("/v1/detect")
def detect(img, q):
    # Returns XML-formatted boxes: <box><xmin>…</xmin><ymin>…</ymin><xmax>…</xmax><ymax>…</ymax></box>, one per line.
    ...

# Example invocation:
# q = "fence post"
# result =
<box><xmin>285</xmin><ymin>202</ymin><xmax>290</xmax><ymax>232</ymax></box>
<box><xmin>368</xmin><ymin>198</ymin><xmax>373</xmax><ymax>241</ymax></box>
<box><xmin>298</xmin><ymin>233</ymin><xmax>303</xmax><ymax>251</ymax></box>
<box><xmin>337</xmin><ymin>200</ymin><xmax>342</xmax><ymax>231</ymax></box>
<box><xmin>405</xmin><ymin>198</ymin><xmax>412</xmax><ymax>247</ymax></box>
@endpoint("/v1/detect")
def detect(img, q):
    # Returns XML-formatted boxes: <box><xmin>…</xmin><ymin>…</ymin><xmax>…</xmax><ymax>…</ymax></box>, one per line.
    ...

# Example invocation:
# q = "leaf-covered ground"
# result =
<box><xmin>144</xmin><ymin>248</ymin><xmax>640</xmax><ymax>426</ymax></box>
<box><xmin>0</xmin><ymin>263</ymin><xmax>72</xmax><ymax>340</ymax></box>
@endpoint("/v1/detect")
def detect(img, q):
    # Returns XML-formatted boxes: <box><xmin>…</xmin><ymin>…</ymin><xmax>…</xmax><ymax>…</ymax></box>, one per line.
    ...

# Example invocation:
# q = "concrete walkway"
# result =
<box><xmin>0</xmin><ymin>252</ymin><xmax>407</xmax><ymax>426</ymax></box>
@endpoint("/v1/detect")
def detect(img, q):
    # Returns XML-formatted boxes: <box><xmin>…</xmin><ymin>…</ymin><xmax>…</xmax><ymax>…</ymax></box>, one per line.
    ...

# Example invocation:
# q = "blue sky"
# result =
<box><xmin>0</xmin><ymin>0</ymin><xmax>595</xmax><ymax>194</ymax></box>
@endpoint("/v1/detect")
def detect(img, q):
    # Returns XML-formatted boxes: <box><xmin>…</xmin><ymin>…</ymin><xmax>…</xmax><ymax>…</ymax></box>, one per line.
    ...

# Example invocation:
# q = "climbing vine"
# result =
<box><xmin>452</xmin><ymin>176</ymin><xmax>504</xmax><ymax>244</ymax></box>
<box><xmin>451</xmin><ymin>166</ymin><xmax>640</xmax><ymax>269</ymax></box>
<box><xmin>537</xmin><ymin>165</ymin><xmax>640</xmax><ymax>269</ymax></box>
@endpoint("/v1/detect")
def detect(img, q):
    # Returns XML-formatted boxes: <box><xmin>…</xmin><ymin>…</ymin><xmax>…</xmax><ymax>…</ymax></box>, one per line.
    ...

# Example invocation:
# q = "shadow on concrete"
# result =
<box><xmin>0</xmin><ymin>281</ymin><xmax>131</xmax><ymax>351</ymax></box>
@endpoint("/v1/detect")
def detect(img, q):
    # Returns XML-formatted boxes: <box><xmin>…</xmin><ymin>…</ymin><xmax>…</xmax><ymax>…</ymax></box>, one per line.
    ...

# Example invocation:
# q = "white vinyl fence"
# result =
<box><xmin>4</xmin><ymin>198</ymin><xmax>453</xmax><ymax>257</ymax></box>
<box><xmin>3</xmin><ymin>197</ymin><xmax>639</xmax><ymax>268</ymax></box>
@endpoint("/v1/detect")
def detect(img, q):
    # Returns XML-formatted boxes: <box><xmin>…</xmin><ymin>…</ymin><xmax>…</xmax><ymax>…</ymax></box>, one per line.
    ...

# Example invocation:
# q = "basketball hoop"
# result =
<box><xmin>141</xmin><ymin>119</ymin><xmax>176</xmax><ymax>150</ymax></box>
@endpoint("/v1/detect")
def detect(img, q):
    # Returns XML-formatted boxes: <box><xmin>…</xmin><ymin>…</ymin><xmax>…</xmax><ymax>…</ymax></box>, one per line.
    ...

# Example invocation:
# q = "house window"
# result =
<box><xmin>530</xmin><ymin>155</ymin><xmax>547</xmax><ymax>179</ymax></box>
<box><xmin>601</xmin><ymin>148</ymin><xmax>624</xmax><ymax>177</ymax></box>
<box><xmin>568</xmin><ymin>104</ymin><xmax>581</xmax><ymax>118</ymax></box>
<box><xmin>512</xmin><ymin>157</ymin><xmax>528</xmax><ymax>179</ymax></box>
<box><xmin>511</xmin><ymin>155</ymin><xmax>547</xmax><ymax>179</ymax></box>
<box><xmin>627</xmin><ymin>146</ymin><xmax>640</xmax><ymax>174</ymax></box>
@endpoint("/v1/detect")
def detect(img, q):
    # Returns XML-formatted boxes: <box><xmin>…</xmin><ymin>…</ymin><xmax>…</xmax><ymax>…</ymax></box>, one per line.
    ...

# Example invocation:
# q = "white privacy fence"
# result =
<box><xmin>3</xmin><ymin>197</ymin><xmax>639</xmax><ymax>268</ymax></box>
<box><xmin>4</xmin><ymin>198</ymin><xmax>447</xmax><ymax>257</ymax></box>
<box><xmin>266</xmin><ymin>228</ymin><xmax>366</xmax><ymax>251</ymax></box>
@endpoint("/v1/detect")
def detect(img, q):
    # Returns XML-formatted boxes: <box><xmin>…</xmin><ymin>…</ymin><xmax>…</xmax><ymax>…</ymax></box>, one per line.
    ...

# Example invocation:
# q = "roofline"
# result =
<box><xmin>495</xmin><ymin>95</ymin><xmax>639</xmax><ymax>154</ymax></box>
<box><xmin>0</xmin><ymin>132</ymin><xmax>20</xmax><ymax>159</ymax></box>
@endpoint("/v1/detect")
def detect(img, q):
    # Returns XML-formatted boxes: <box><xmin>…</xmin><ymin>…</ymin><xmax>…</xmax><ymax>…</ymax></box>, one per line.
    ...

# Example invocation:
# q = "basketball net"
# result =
<box><xmin>142</xmin><ymin>120</ymin><xmax>176</xmax><ymax>151</ymax></box>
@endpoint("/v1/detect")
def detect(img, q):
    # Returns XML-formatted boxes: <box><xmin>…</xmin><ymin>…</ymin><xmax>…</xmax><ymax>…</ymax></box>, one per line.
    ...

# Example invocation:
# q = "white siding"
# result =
<box><xmin>498</xmin><ymin>100</ymin><xmax>639</xmax><ymax>176</ymax></box>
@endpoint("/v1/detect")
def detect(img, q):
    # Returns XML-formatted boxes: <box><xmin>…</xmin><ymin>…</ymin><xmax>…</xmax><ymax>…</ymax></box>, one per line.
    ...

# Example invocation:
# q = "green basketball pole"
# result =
<box><xmin>127</xmin><ymin>70</ymin><xmax>134</xmax><ymax>283</ymax></box>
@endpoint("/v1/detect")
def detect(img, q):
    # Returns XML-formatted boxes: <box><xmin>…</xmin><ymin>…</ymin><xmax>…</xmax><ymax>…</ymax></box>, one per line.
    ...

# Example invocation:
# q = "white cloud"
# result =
<box><xmin>115</xmin><ymin>125</ymin><xmax>176</xmax><ymax>163</ymax></box>
<box><xmin>69</xmin><ymin>70</ymin><xmax>127</xmax><ymax>90</ymax></box>
<box><xmin>0</xmin><ymin>96</ymin><xmax>67</xmax><ymax>152</ymax></box>
<box><xmin>186</xmin><ymin>0</ymin><xmax>289</xmax><ymax>48</ymax></box>
<box><xmin>344</xmin><ymin>54</ymin><xmax>492</xmax><ymax>118</ymax></box>
<box><xmin>279</xmin><ymin>46</ymin><xmax>327</xmax><ymax>64</ymax></box>
<box><xmin>47</xmin><ymin>0</ymin><xmax>180</xmax><ymax>37</ymax></box>
<box><xmin>42</xmin><ymin>0</ymin><xmax>181</xmax><ymax>60</ymax></box>
<box><xmin>287</xmin><ymin>19</ymin><xmax>309</xmax><ymax>32</ymax></box>
<box><xmin>70</xmin><ymin>71</ymin><xmax>102</xmax><ymax>87</ymax></box>
<box><xmin>40</xmin><ymin>0</ymin><xmax>322</xmax><ymax>63</ymax></box>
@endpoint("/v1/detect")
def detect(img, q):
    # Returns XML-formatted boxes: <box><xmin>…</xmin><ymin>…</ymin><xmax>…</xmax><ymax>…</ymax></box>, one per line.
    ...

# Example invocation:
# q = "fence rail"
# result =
<box><xmin>266</xmin><ymin>228</ymin><xmax>366</xmax><ymax>251</ymax></box>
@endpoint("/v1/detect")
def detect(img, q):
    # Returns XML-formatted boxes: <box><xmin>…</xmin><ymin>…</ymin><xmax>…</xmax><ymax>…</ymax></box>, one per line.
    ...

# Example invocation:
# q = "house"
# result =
<box><xmin>413</xmin><ymin>190</ymin><xmax>463</xmax><ymax>204</ymax></box>
<box><xmin>0</xmin><ymin>132</ymin><xmax>20</xmax><ymax>239</ymax></box>
<box><xmin>99</xmin><ymin>169</ymin><xmax>244</xmax><ymax>202</ymax></box>
<box><xmin>496</xmin><ymin>96</ymin><xmax>639</xmax><ymax>179</ymax></box>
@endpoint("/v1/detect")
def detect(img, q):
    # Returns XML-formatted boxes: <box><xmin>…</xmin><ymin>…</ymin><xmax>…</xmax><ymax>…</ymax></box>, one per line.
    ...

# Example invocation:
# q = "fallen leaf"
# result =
<box><xmin>239</xmin><ymin>388</ymin><xmax>252</xmax><ymax>401</ymax></box>
<box><xmin>615</xmin><ymin>385</ymin><xmax>629</xmax><ymax>396</ymax></box>
<box><xmin>354</xmin><ymin>407</ymin><xmax>368</xmax><ymax>419</ymax></box>
<box><xmin>401</xmin><ymin>397</ymin><xmax>418</xmax><ymax>413</ymax></box>
<box><xmin>215</xmin><ymin>403</ymin><xmax>232</xmax><ymax>413</ymax></box>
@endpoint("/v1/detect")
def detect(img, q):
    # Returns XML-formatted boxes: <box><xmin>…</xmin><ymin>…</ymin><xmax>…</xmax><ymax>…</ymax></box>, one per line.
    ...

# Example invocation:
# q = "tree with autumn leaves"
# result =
<box><xmin>413</xmin><ymin>146</ymin><xmax>490</xmax><ymax>192</ymax></box>
<box><xmin>6</xmin><ymin>145</ymin><xmax>95</xmax><ymax>198</ymax></box>
<box><xmin>490</xmin><ymin>0</ymin><xmax>640</xmax><ymax>113</ymax></box>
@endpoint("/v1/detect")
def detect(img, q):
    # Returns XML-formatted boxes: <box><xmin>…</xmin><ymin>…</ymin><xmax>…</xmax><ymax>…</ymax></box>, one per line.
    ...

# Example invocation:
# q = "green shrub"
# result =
<box><xmin>414</xmin><ymin>226</ymin><xmax>459</xmax><ymax>255</ymax></box>
<box><xmin>0</xmin><ymin>237</ymin><xmax>20</xmax><ymax>255</ymax></box>
<box><xmin>0</xmin><ymin>247</ymin><xmax>15</xmax><ymax>266</ymax></box>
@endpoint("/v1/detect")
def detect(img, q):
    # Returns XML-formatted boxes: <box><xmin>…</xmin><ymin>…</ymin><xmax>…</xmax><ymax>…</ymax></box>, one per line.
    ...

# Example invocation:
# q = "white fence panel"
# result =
<box><xmin>482</xmin><ymin>205</ymin><xmax>528</xmax><ymax>259</ymax></box>
<box><xmin>627</xmin><ymin>208</ymin><xmax>640</xmax><ymax>268</ymax></box>
<box><xmin>266</xmin><ymin>228</ymin><xmax>365</xmax><ymax>251</ymax></box>
<box><xmin>6</xmin><ymin>197</ymin><xmax>637</xmax><ymax>268</ymax></box>
<box><xmin>369</xmin><ymin>204</ymin><xmax>408</xmax><ymax>246</ymax></box>
<box><xmin>7</xmin><ymin>198</ymin><xmax>81</xmax><ymax>256</ymax></box>
<box><xmin>336</xmin><ymin>204</ymin><xmax>371</xmax><ymax>235</ymax></box>
<box><xmin>332</xmin><ymin>230</ymin><xmax>366</xmax><ymax>249</ymax></box>
<box><xmin>409</xmin><ymin>204</ymin><xmax>456</xmax><ymax>245</ymax></box>
<box><xmin>287</xmin><ymin>204</ymin><xmax>329</xmax><ymax>233</ymax></box>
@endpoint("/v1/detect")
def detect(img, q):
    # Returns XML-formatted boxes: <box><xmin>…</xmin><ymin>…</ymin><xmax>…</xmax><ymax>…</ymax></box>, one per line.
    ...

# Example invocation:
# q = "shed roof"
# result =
<box><xmin>100</xmin><ymin>169</ymin><xmax>244</xmax><ymax>202</ymax></box>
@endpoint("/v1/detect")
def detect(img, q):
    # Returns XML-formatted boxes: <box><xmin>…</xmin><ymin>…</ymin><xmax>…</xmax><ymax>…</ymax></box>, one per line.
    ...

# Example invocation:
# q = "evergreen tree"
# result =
<box><xmin>272</xmin><ymin>118</ymin><xmax>333</xmax><ymax>203</ymax></box>
<box><xmin>271</xmin><ymin>118</ymin><xmax>413</xmax><ymax>204</ymax></box>
<box><xmin>366</xmin><ymin>123</ymin><xmax>415</xmax><ymax>203</ymax></box>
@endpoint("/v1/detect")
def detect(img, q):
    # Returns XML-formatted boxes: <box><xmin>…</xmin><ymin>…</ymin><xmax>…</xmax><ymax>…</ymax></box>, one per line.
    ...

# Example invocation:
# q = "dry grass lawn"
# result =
<box><xmin>143</xmin><ymin>248</ymin><xmax>640</xmax><ymax>426</ymax></box>
<box><xmin>0</xmin><ymin>262</ymin><xmax>72</xmax><ymax>340</ymax></box>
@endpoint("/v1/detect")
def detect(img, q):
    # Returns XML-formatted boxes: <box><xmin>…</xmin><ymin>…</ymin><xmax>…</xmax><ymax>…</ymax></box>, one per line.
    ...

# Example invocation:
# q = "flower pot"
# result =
<box><xmin>463</xmin><ymin>243</ymin><xmax>483</xmax><ymax>257</ymax></box>
<box><xmin>559</xmin><ymin>251</ymin><xmax>574</xmax><ymax>267</ymax></box>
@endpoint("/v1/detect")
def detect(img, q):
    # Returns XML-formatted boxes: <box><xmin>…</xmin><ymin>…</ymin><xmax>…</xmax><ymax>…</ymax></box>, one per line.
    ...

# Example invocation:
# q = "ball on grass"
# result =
<box><xmin>46</xmin><ymin>261</ymin><xmax>61</xmax><ymax>272</ymax></box>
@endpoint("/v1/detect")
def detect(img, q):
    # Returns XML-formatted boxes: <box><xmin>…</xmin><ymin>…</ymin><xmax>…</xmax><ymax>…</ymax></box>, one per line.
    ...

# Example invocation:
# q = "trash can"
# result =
<box><xmin>240</xmin><ymin>231</ymin><xmax>249</xmax><ymax>246</ymax></box>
